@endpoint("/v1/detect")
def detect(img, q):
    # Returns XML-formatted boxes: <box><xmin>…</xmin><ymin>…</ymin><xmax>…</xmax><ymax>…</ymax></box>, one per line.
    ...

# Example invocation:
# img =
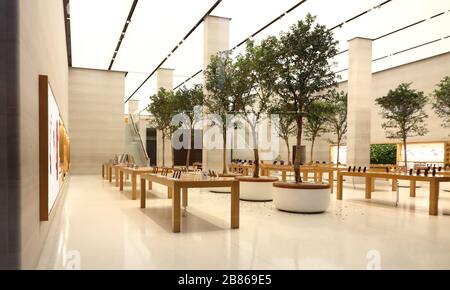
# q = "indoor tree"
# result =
<box><xmin>237</xmin><ymin>37</ymin><xmax>279</xmax><ymax>178</ymax></box>
<box><xmin>375</xmin><ymin>83</ymin><xmax>428</xmax><ymax>169</ymax></box>
<box><xmin>204</xmin><ymin>51</ymin><xmax>240</xmax><ymax>174</ymax></box>
<box><xmin>432</xmin><ymin>76</ymin><xmax>450</xmax><ymax>133</ymax></box>
<box><xmin>269</xmin><ymin>106</ymin><xmax>296</xmax><ymax>165</ymax></box>
<box><xmin>174</xmin><ymin>84</ymin><xmax>204</xmax><ymax>170</ymax></box>
<box><xmin>148</xmin><ymin>88</ymin><xmax>178</xmax><ymax>167</ymax></box>
<box><xmin>304</xmin><ymin>100</ymin><xmax>334</xmax><ymax>163</ymax></box>
<box><xmin>273</xmin><ymin>14</ymin><xmax>338</xmax><ymax>183</ymax></box>
<box><xmin>326</xmin><ymin>90</ymin><xmax>348</xmax><ymax>166</ymax></box>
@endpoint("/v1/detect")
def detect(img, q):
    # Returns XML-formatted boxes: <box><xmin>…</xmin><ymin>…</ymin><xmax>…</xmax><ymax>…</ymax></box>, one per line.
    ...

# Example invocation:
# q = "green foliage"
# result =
<box><xmin>432</xmin><ymin>76</ymin><xmax>450</xmax><ymax>130</ymax></box>
<box><xmin>375</xmin><ymin>83</ymin><xmax>428</xmax><ymax>141</ymax></box>
<box><xmin>147</xmin><ymin>88</ymin><xmax>179</xmax><ymax>137</ymax></box>
<box><xmin>370</xmin><ymin>144</ymin><xmax>397</xmax><ymax>165</ymax></box>
<box><xmin>273</xmin><ymin>13</ymin><xmax>339</xmax><ymax>172</ymax></box>
<box><xmin>326</xmin><ymin>90</ymin><xmax>348</xmax><ymax>146</ymax></box>
<box><xmin>174</xmin><ymin>84</ymin><xmax>204</xmax><ymax>129</ymax></box>
<box><xmin>304</xmin><ymin>100</ymin><xmax>334</xmax><ymax>143</ymax></box>
<box><xmin>204</xmin><ymin>51</ymin><xmax>238</xmax><ymax>124</ymax></box>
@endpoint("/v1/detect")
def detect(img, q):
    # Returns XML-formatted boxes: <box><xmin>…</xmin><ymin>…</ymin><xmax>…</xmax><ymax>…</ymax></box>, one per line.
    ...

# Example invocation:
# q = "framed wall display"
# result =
<box><xmin>39</xmin><ymin>75</ymin><xmax>70</xmax><ymax>221</ymax></box>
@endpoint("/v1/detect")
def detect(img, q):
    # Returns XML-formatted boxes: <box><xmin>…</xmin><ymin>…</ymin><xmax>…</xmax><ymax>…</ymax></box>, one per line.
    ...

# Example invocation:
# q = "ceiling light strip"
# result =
<box><xmin>173</xmin><ymin>69</ymin><xmax>203</xmax><ymax>90</ymax></box>
<box><xmin>335</xmin><ymin>33</ymin><xmax>450</xmax><ymax>73</ymax></box>
<box><xmin>178</xmin><ymin>0</ymin><xmax>392</xmax><ymax>90</ymax></box>
<box><xmin>108</xmin><ymin>0</ymin><xmax>139</xmax><ymax>71</ymax></box>
<box><xmin>125</xmin><ymin>0</ymin><xmax>223</xmax><ymax>103</ymax></box>
<box><xmin>63</xmin><ymin>0</ymin><xmax>72</xmax><ymax>66</ymax></box>
<box><xmin>232</xmin><ymin>0</ymin><xmax>308</xmax><ymax>50</ymax></box>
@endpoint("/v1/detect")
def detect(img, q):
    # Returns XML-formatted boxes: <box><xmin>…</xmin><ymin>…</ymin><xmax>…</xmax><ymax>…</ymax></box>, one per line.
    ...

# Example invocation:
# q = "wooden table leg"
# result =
<box><xmin>429</xmin><ymin>180</ymin><xmax>439</xmax><ymax>216</ymax></box>
<box><xmin>371</xmin><ymin>178</ymin><xmax>375</xmax><ymax>192</ymax></box>
<box><xmin>148</xmin><ymin>180</ymin><xmax>152</xmax><ymax>190</ymax></box>
<box><xmin>172</xmin><ymin>184</ymin><xmax>181</xmax><ymax>233</ymax></box>
<box><xmin>140</xmin><ymin>178</ymin><xmax>146</xmax><ymax>208</ymax></box>
<box><xmin>182</xmin><ymin>188</ymin><xmax>188</xmax><ymax>208</ymax></box>
<box><xmin>119</xmin><ymin>170</ymin><xmax>124</xmax><ymax>191</ymax></box>
<box><xmin>318</xmin><ymin>172</ymin><xmax>323</xmax><ymax>183</ymax></box>
<box><xmin>410</xmin><ymin>180</ymin><xmax>416</xmax><ymax>197</ymax></box>
<box><xmin>329</xmin><ymin>171</ymin><xmax>334</xmax><ymax>194</ymax></box>
<box><xmin>314</xmin><ymin>171</ymin><xmax>318</xmax><ymax>182</ymax></box>
<box><xmin>131</xmin><ymin>172</ymin><xmax>137</xmax><ymax>200</ymax></box>
<box><xmin>391</xmin><ymin>179</ymin><xmax>398</xmax><ymax>191</ymax></box>
<box><xmin>168</xmin><ymin>186</ymin><xmax>173</xmax><ymax>199</ymax></box>
<box><xmin>337</xmin><ymin>174</ymin><xmax>343</xmax><ymax>200</ymax></box>
<box><xmin>109</xmin><ymin>166</ymin><xmax>112</xmax><ymax>183</ymax></box>
<box><xmin>282</xmin><ymin>171</ymin><xmax>286</xmax><ymax>182</ymax></box>
<box><xmin>102</xmin><ymin>164</ymin><xmax>105</xmax><ymax>178</ymax></box>
<box><xmin>105</xmin><ymin>165</ymin><xmax>108</xmax><ymax>180</ymax></box>
<box><xmin>231</xmin><ymin>182</ymin><xmax>240</xmax><ymax>229</ymax></box>
<box><xmin>115</xmin><ymin>167</ymin><xmax>119</xmax><ymax>187</ymax></box>
<box><xmin>365</xmin><ymin>176</ymin><xmax>372</xmax><ymax>199</ymax></box>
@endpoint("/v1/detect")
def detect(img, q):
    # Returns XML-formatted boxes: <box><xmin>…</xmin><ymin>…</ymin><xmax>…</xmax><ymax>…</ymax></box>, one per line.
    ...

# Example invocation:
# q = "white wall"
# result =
<box><xmin>18</xmin><ymin>0</ymin><xmax>69</xmax><ymax>269</ymax></box>
<box><xmin>69</xmin><ymin>68</ymin><xmax>125</xmax><ymax>174</ymax></box>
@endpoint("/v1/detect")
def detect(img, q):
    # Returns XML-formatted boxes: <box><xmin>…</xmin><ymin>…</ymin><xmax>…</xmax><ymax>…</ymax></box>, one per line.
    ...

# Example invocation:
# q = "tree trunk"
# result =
<box><xmin>162</xmin><ymin>132</ymin><xmax>165</xmax><ymax>167</ymax></box>
<box><xmin>294</xmin><ymin>114</ymin><xmax>303</xmax><ymax>183</ymax></box>
<box><xmin>285</xmin><ymin>138</ymin><xmax>291</xmax><ymax>165</ymax></box>
<box><xmin>171</xmin><ymin>139</ymin><xmax>175</xmax><ymax>169</ymax></box>
<box><xmin>310</xmin><ymin>137</ymin><xmax>316</xmax><ymax>164</ymax></box>
<box><xmin>222</xmin><ymin>126</ymin><xmax>228</xmax><ymax>174</ymax></box>
<box><xmin>403</xmin><ymin>138</ymin><xmax>408</xmax><ymax>172</ymax></box>
<box><xmin>336</xmin><ymin>144</ymin><xmax>340</xmax><ymax>167</ymax></box>
<box><xmin>185</xmin><ymin>128</ymin><xmax>192</xmax><ymax>170</ymax></box>
<box><xmin>253</xmin><ymin>148</ymin><xmax>260</xmax><ymax>178</ymax></box>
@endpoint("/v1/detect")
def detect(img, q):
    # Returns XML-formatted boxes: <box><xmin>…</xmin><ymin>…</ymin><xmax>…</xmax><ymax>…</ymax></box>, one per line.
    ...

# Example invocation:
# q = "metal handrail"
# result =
<box><xmin>129</xmin><ymin>113</ymin><xmax>149</xmax><ymax>161</ymax></box>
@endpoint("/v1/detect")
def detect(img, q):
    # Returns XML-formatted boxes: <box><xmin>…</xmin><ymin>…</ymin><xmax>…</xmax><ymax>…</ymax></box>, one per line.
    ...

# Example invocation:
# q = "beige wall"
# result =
<box><xmin>18</xmin><ymin>0</ymin><xmax>69</xmax><ymax>269</ymax></box>
<box><xmin>69</xmin><ymin>68</ymin><xmax>125</xmax><ymax>174</ymax></box>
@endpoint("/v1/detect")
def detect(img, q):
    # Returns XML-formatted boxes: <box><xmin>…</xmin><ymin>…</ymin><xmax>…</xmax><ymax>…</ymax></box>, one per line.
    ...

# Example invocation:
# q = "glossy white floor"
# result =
<box><xmin>37</xmin><ymin>175</ymin><xmax>450</xmax><ymax>270</ymax></box>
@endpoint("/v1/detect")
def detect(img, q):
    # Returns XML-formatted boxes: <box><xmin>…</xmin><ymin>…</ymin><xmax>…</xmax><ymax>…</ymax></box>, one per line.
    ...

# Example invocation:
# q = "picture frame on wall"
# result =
<box><xmin>39</xmin><ymin>75</ymin><xmax>70</xmax><ymax>221</ymax></box>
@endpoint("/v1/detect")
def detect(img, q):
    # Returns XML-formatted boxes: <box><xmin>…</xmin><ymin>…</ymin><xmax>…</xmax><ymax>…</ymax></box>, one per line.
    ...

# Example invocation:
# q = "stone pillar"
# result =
<box><xmin>156</xmin><ymin>68</ymin><xmax>174</xmax><ymax>167</ymax></box>
<box><xmin>347</xmin><ymin>37</ymin><xmax>372</xmax><ymax>181</ymax></box>
<box><xmin>156</xmin><ymin>68</ymin><xmax>174</xmax><ymax>91</ymax></box>
<box><xmin>128</xmin><ymin>99</ymin><xmax>139</xmax><ymax>115</ymax></box>
<box><xmin>203</xmin><ymin>15</ymin><xmax>230</xmax><ymax>172</ymax></box>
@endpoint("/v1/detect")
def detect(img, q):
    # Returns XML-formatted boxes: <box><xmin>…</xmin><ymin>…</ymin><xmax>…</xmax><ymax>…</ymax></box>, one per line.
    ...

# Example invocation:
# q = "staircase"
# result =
<box><xmin>124</xmin><ymin>113</ymin><xmax>149</xmax><ymax>166</ymax></box>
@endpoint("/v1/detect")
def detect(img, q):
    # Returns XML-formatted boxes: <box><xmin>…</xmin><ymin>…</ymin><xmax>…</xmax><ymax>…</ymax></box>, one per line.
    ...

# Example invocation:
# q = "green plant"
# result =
<box><xmin>375</xmin><ymin>83</ymin><xmax>428</xmax><ymax>168</ymax></box>
<box><xmin>174</xmin><ymin>84</ymin><xmax>204</xmax><ymax>169</ymax></box>
<box><xmin>237</xmin><ymin>38</ymin><xmax>279</xmax><ymax>178</ymax></box>
<box><xmin>270</xmin><ymin>107</ymin><xmax>296</xmax><ymax>165</ymax></box>
<box><xmin>273</xmin><ymin>14</ymin><xmax>338</xmax><ymax>182</ymax></box>
<box><xmin>432</xmin><ymin>76</ymin><xmax>450</xmax><ymax>132</ymax></box>
<box><xmin>147</xmin><ymin>88</ymin><xmax>179</xmax><ymax>167</ymax></box>
<box><xmin>204</xmin><ymin>51</ymin><xmax>241</xmax><ymax>174</ymax></box>
<box><xmin>370</xmin><ymin>144</ymin><xmax>397</xmax><ymax>165</ymax></box>
<box><xmin>304</xmin><ymin>100</ymin><xmax>334</xmax><ymax>163</ymax></box>
<box><xmin>326</xmin><ymin>90</ymin><xmax>347</xmax><ymax>166</ymax></box>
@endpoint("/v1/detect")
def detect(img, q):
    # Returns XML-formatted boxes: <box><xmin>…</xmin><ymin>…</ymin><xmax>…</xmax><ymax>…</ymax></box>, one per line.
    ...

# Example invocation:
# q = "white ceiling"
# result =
<box><xmin>69</xmin><ymin>0</ymin><xmax>450</xmax><ymax>112</ymax></box>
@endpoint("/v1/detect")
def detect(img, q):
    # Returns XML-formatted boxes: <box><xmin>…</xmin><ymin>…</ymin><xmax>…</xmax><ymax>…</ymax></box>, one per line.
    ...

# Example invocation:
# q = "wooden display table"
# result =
<box><xmin>140</xmin><ymin>174</ymin><xmax>240</xmax><ymax>233</ymax></box>
<box><xmin>259</xmin><ymin>164</ymin><xmax>336</xmax><ymax>193</ymax></box>
<box><xmin>336</xmin><ymin>171</ymin><xmax>450</xmax><ymax>216</ymax></box>
<box><xmin>229</xmin><ymin>163</ymin><xmax>255</xmax><ymax>175</ymax></box>
<box><xmin>118</xmin><ymin>166</ymin><xmax>154</xmax><ymax>200</ymax></box>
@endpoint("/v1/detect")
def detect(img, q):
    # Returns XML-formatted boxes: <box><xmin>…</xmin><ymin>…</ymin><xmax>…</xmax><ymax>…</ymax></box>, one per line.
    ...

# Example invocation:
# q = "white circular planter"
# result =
<box><xmin>273</xmin><ymin>182</ymin><xmax>331</xmax><ymax>213</ymax></box>
<box><xmin>236</xmin><ymin>176</ymin><xmax>278</xmax><ymax>201</ymax></box>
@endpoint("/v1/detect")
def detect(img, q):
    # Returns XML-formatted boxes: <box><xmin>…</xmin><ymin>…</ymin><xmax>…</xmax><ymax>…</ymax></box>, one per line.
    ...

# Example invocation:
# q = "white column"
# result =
<box><xmin>347</xmin><ymin>37</ymin><xmax>372</xmax><ymax>181</ymax></box>
<box><xmin>128</xmin><ymin>99</ymin><xmax>139</xmax><ymax>115</ymax></box>
<box><xmin>203</xmin><ymin>15</ymin><xmax>230</xmax><ymax>172</ymax></box>
<box><xmin>156</xmin><ymin>68</ymin><xmax>174</xmax><ymax>167</ymax></box>
<box><xmin>157</xmin><ymin>68</ymin><xmax>174</xmax><ymax>91</ymax></box>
